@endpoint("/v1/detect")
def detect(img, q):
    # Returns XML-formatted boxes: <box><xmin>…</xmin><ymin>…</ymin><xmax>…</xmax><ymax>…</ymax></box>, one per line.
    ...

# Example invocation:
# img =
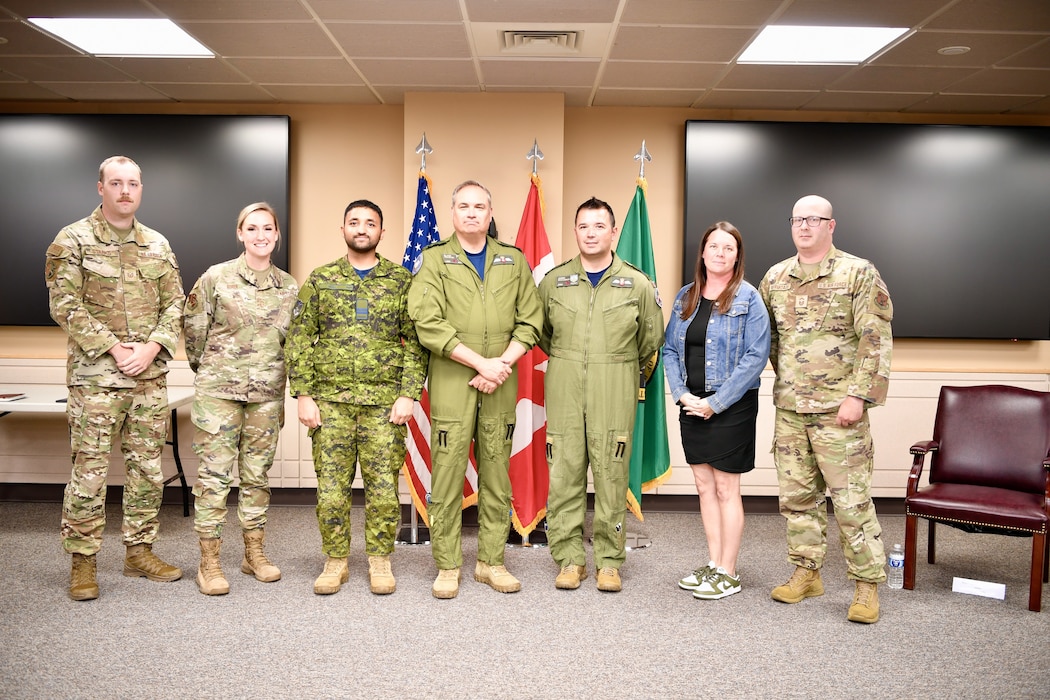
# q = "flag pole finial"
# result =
<box><xmin>634</xmin><ymin>139</ymin><xmax>652</xmax><ymax>179</ymax></box>
<box><xmin>526</xmin><ymin>138</ymin><xmax>544</xmax><ymax>176</ymax></box>
<box><xmin>415</xmin><ymin>132</ymin><xmax>433</xmax><ymax>171</ymax></box>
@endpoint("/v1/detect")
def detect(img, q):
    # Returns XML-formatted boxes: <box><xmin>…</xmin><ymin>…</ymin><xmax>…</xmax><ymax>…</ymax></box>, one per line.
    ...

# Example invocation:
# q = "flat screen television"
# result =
<box><xmin>684</xmin><ymin>120</ymin><xmax>1050</xmax><ymax>340</ymax></box>
<box><xmin>0</xmin><ymin>114</ymin><xmax>290</xmax><ymax>326</ymax></box>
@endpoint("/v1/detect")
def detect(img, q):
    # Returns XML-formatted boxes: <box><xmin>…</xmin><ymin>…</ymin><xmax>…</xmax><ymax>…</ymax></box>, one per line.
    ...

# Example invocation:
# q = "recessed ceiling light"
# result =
<box><xmin>28</xmin><ymin>17</ymin><xmax>213</xmax><ymax>57</ymax></box>
<box><xmin>938</xmin><ymin>45</ymin><xmax>971</xmax><ymax>56</ymax></box>
<box><xmin>739</xmin><ymin>26</ymin><xmax>908</xmax><ymax>64</ymax></box>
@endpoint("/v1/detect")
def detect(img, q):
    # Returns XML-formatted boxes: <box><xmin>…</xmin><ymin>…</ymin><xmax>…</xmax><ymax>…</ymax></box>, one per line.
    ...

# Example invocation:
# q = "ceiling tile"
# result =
<box><xmin>464</xmin><ymin>0</ymin><xmax>618</xmax><ymax>24</ymax></box>
<box><xmin>0</xmin><ymin>56</ymin><xmax>132</xmax><ymax>81</ymax></box>
<box><xmin>717</xmin><ymin>64</ymin><xmax>853</xmax><ymax>91</ymax></box>
<box><xmin>999</xmin><ymin>39</ymin><xmax>1050</xmax><ymax>69</ymax></box>
<box><xmin>486</xmin><ymin>85</ymin><xmax>587</xmax><ymax>107</ymax></box>
<box><xmin>356</xmin><ymin>58</ymin><xmax>476</xmax><ymax>86</ymax></box>
<box><xmin>261</xmin><ymin>84</ymin><xmax>379</xmax><ymax>103</ymax></box>
<box><xmin>481</xmin><ymin>59</ymin><xmax>598</xmax><ymax>87</ymax></box>
<box><xmin>150</xmin><ymin>0</ymin><xmax>312</xmax><ymax>21</ymax></box>
<box><xmin>801</xmin><ymin>91</ymin><xmax>930</xmax><ymax>111</ymax></box>
<box><xmin>925</xmin><ymin>0</ymin><xmax>1050</xmax><ymax>33</ymax></box>
<box><xmin>0</xmin><ymin>81</ymin><xmax>70</xmax><ymax>100</ymax></box>
<box><xmin>0</xmin><ymin>19</ymin><xmax>80</xmax><ymax>56</ymax></box>
<box><xmin>182</xmin><ymin>21</ymin><xmax>340</xmax><ymax>58</ymax></box>
<box><xmin>620</xmin><ymin>0</ymin><xmax>781</xmax><ymax>26</ymax></box>
<box><xmin>327</xmin><ymin>23</ymin><xmax>470</xmax><ymax>59</ymax></box>
<box><xmin>874</xmin><ymin>31</ymin><xmax>1045</xmax><ymax>67</ymax></box>
<box><xmin>778</xmin><ymin>0</ymin><xmax>950</xmax><ymax>27</ymax></box>
<box><xmin>944</xmin><ymin>68</ymin><xmax>1050</xmax><ymax>94</ymax></box>
<box><xmin>150</xmin><ymin>82</ymin><xmax>276</xmax><ymax>102</ymax></box>
<box><xmin>228</xmin><ymin>57</ymin><xmax>362</xmax><ymax>84</ymax></box>
<box><xmin>611</xmin><ymin>26</ymin><xmax>756</xmax><ymax>62</ymax></box>
<box><xmin>602</xmin><ymin>61</ymin><xmax>724</xmax><ymax>89</ymax></box>
<box><xmin>592</xmin><ymin>88</ymin><xmax>700</xmax><ymax>107</ymax></box>
<box><xmin>310</xmin><ymin>0</ymin><xmax>462</xmax><ymax>22</ymax></box>
<box><xmin>97</xmin><ymin>57</ymin><xmax>247</xmax><ymax>83</ymax></box>
<box><xmin>38</xmin><ymin>81</ymin><xmax>173</xmax><ymax>100</ymax></box>
<box><xmin>1007</xmin><ymin>95</ymin><xmax>1050</xmax><ymax>113</ymax></box>
<box><xmin>697</xmin><ymin>90</ymin><xmax>819</xmax><ymax>110</ymax></box>
<box><xmin>375</xmin><ymin>84</ymin><xmax>480</xmax><ymax>104</ymax></box>
<box><xmin>0</xmin><ymin>0</ymin><xmax>157</xmax><ymax>19</ymax></box>
<box><xmin>903</xmin><ymin>93</ymin><xmax>1041</xmax><ymax>113</ymax></box>
<box><xmin>831</xmin><ymin>65</ymin><xmax>980</xmax><ymax>92</ymax></box>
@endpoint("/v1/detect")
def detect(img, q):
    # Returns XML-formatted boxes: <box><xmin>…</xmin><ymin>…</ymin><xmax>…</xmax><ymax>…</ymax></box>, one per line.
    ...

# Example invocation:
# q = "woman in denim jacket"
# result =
<box><xmin>665</xmin><ymin>221</ymin><xmax>770</xmax><ymax>600</ymax></box>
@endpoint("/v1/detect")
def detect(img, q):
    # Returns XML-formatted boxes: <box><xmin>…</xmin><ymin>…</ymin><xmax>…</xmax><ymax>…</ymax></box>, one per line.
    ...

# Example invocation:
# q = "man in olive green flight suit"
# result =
<box><xmin>407</xmin><ymin>180</ymin><xmax>543</xmax><ymax>599</ymax></box>
<box><xmin>538</xmin><ymin>197</ymin><xmax>664</xmax><ymax>593</ymax></box>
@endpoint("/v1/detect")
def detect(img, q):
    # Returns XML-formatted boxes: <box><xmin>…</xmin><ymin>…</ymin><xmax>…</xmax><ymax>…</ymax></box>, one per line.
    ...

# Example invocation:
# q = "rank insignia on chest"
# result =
<box><xmin>355</xmin><ymin>298</ymin><xmax>369</xmax><ymax>321</ymax></box>
<box><xmin>442</xmin><ymin>254</ymin><xmax>462</xmax><ymax>265</ymax></box>
<box><xmin>492</xmin><ymin>255</ymin><xmax>514</xmax><ymax>266</ymax></box>
<box><xmin>610</xmin><ymin>276</ymin><xmax>633</xmax><ymax>288</ymax></box>
<box><xmin>555</xmin><ymin>274</ymin><xmax>579</xmax><ymax>287</ymax></box>
<box><xmin>795</xmin><ymin>295</ymin><xmax>808</xmax><ymax>308</ymax></box>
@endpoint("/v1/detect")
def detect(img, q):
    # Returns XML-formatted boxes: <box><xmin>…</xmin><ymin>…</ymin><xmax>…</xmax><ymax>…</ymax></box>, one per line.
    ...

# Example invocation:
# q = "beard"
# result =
<box><xmin>346</xmin><ymin>236</ymin><xmax>379</xmax><ymax>254</ymax></box>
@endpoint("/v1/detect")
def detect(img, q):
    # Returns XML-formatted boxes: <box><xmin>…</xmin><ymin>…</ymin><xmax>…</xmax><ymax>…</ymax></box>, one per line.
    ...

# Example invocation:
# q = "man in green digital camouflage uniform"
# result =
<box><xmin>407</xmin><ymin>180</ymin><xmax>543</xmax><ymax>599</ymax></box>
<box><xmin>45</xmin><ymin>155</ymin><xmax>185</xmax><ymax>601</ymax></box>
<box><xmin>287</xmin><ymin>199</ymin><xmax>427</xmax><ymax>596</ymax></box>
<box><xmin>538</xmin><ymin>197</ymin><xmax>664</xmax><ymax>593</ymax></box>
<box><xmin>759</xmin><ymin>194</ymin><xmax>893</xmax><ymax>624</ymax></box>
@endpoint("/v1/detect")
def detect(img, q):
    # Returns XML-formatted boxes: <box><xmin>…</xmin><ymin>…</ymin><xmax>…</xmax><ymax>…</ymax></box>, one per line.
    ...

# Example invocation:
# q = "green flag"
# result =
<box><xmin>616</xmin><ymin>178</ymin><xmax>671</xmax><ymax>520</ymax></box>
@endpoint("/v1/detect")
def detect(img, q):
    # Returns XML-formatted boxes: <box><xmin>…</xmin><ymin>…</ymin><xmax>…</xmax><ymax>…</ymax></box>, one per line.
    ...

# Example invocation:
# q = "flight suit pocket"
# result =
<box><xmin>81</xmin><ymin>253</ymin><xmax>121</xmax><ymax>307</ymax></box>
<box><xmin>602</xmin><ymin>298</ymin><xmax>640</xmax><ymax>350</ymax></box>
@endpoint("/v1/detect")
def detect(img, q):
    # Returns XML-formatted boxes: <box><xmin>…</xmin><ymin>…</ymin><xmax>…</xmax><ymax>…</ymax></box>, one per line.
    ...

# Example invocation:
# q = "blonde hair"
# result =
<box><xmin>98</xmin><ymin>155</ymin><xmax>141</xmax><ymax>182</ymax></box>
<box><xmin>236</xmin><ymin>201</ymin><xmax>281</xmax><ymax>251</ymax></box>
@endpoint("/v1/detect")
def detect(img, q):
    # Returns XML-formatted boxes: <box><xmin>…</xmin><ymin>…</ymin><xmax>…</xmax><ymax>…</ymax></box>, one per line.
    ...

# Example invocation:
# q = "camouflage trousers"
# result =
<box><xmin>61</xmin><ymin>379</ymin><xmax>169</xmax><ymax>555</ymax></box>
<box><xmin>310</xmin><ymin>402</ymin><xmax>404</xmax><ymax>557</ymax></box>
<box><xmin>773</xmin><ymin>408</ymin><xmax>886</xmax><ymax>583</ymax></box>
<box><xmin>191</xmin><ymin>394</ymin><xmax>283</xmax><ymax>538</ymax></box>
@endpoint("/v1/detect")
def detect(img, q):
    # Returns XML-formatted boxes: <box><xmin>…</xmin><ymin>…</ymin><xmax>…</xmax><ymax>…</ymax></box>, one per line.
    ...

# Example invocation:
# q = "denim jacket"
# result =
<box><xmin>663</xmin><ymin>281</ymin><xmax>770</xmax><ymax>414</ymax></box>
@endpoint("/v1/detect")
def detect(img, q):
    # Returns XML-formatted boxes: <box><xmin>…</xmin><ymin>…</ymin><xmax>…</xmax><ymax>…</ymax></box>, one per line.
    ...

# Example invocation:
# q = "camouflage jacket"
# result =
<box><xmin>286</xmin><ymin>255</ymin><xmax>427</xmax><ymax>406</ymax></box>
<box><xmin>44</xmin><ymin>206</ymin><xmax>184</xmax><ymax>388</ymax></box>
<box><xmin>407</xmin><ymin>233</ymin><xmax>542</xmax><ymax>360</ymax></box>
<box><xmin>183</xmin><ymin>254</ymin><xmax>298</xmax><ymax>402</ymax></box>
<box><xmin>759</xmin><ymin>245</ymin><xmax>893</xmax><ymax>413</ymax></box>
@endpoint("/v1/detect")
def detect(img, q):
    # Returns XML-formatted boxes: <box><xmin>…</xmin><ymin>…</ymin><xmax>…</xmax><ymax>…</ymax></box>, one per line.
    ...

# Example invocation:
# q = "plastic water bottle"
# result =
<box><xmin>887</xmin><ymin>543</ymin><xmax>904</xmax><ymax>589</ymax></box>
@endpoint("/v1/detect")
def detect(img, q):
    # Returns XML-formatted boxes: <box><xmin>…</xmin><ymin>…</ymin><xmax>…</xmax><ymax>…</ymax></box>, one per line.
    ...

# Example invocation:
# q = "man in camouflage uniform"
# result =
<box><xmin>286</xmin><ymin>199</ymin><xmax>427</xmax><ymax>596</ymax></box>
<box><xmin>759</xmin><ymin>194</ymin><xmax>893</xmax><ymax>624</ymax></box>
<box><xmin>183</xmin><ymin>201</ymin><xmax>298</xmax><ymax>595</ymax></box>
<box><xmin>408</xmin><ymin>180</ymin><xmax>543</xmax><ymax>599</ymax></box>
<box><xmin>538</xmin><ymin>197</ymin><xmax>664</xmax><ymax>593</ymax></box>
<box><xmin>44</xmin><ymin>155</ymin><xmax>185</xmax><ymax>601</ymax></box>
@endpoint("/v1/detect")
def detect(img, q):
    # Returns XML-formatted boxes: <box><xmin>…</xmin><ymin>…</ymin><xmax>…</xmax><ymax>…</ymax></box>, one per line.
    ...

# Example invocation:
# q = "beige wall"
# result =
<box><xmin>2</xmin><ymin>96</ymin><xmax>1047</xmax><ymax>370</ymax></box>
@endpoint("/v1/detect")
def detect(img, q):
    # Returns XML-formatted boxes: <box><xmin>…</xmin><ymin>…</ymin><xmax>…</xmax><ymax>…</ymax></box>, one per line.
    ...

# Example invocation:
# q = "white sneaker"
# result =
<box><xmin>678</xmin><ymin>560</ymin><xmax>716</xmax><ymax>590</ymax></box>
<box><xmin>692</xmin><ymin>567</ymin><xmax>742</xmax><ymax>600</ymax></box>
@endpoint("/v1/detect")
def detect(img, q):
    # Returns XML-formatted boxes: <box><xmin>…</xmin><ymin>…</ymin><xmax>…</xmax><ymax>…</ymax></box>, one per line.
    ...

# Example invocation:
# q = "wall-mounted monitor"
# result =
<box><xmin>684</xmin><ymin>120</ymin><xmax>1050</xmax><ymax>341</ymax></box>
<box><xmin>0</xmin><ymin>114</ymin><xmax>290</xmax><ymax>327</ymax></box>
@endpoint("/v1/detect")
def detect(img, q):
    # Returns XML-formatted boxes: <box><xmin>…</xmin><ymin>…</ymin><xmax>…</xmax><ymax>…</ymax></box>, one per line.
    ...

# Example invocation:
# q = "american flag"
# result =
<box><xmin>401</xmin><ymin>171</ymin><xmax>479</xmax><ymax>523</ymax></box>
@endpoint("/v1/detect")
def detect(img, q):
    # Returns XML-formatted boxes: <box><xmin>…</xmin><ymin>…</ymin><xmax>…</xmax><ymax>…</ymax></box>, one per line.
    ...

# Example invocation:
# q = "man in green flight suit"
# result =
<box><xmin>407</xmin><ymin>180</ymin><xmax>543</xmax><ymax>599</ymax></box>
<box><xmin>538</xmin><ymin>197</ymin><xmax>664</xmax><ymax>593</ymax></box>
<box><xmin>286</xmin><ymin>199</ymin><xmax>427</xmax><ymax>596</ymax></box>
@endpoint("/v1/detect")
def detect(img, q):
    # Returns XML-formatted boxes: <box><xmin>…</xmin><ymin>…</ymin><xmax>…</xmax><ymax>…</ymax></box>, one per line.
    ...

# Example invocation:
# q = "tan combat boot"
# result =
<box><xmin>555</xmin><ymin>564</ymin><xmax>587</xmax><ymax>590</ymax></box>
<box><xmin>596</xmin><ymin>566</ymin><xmax>622</xmax><ymax>592</ymax></box>
<box><xmin>241</xmin><ymin>528</ymin><xmax>281</xmax><ymax>582</ymax></box>
<box><xmin>124</xmin><ymin>543</ymin><xmax>182</xmax><ymax>582</ymax></box>
<box><xmin>432</xmin><ymin>568</ymin><xmax>461</xmax><ymax>599</ymax></box>
<box><xmin>197</xmin><ymin>537</ymin><xmax>229</xmax><ymax>596</ymax></box>
<box><xmin>474</xmin><ymin>561</ymin><xmax>522</xmax><ymax>593</ymax></box>
<box><xmin>70</xmin><ymin>552</ymin><xmax>99</xmax><ymax>601</ymax></box>
<box><xmin>771</xmin><ymin>566</ymin><xmax>824</xmax><ymax>603</ymax></box>
<box><xmin>314</xmin><ymin>556</ymin><xmax>349</xmax><ymax>595</ymax></box>
<box><xmin>847</xmin><ymin>581</ymin><xmax>880</xmax><ymax>623</ymax></box>
<box><xmin>368</xmin><ymin>555</ymin><xmax>396</xmax><ymax>595</ymax></box>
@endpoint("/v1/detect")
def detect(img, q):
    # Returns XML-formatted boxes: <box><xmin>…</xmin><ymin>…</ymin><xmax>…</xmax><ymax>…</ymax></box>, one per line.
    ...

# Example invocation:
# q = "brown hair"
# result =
<box><xmin>680</xmin><ymin>221</ymin><xmax>745</xmax><ymax>319</ymax></box>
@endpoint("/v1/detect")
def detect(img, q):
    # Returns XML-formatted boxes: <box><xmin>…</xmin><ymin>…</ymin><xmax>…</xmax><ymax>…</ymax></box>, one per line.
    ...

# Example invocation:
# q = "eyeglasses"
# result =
<box><xmin>789</xmin><ymin>216</ymin><xmax>830</xmax><ymax>228</ymax></box>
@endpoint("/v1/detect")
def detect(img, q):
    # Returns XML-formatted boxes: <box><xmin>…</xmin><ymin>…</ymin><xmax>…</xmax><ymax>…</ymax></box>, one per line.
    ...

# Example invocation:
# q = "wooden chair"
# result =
<box><xmin>904</xmin><ymin>384</ymin><xmax>1050</xmax><ymax>611</ymax></box>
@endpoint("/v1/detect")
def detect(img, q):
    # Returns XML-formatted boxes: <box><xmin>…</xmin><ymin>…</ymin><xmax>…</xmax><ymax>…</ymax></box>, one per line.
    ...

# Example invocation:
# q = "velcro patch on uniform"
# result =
<box><xmin>876</xmin><ymin>291</ymin><xmax>890</xmax><ymax>309</ymax></box>
<box><xmin>186</xmin><ymin>292</ymin><xmax>199</xmax><ymax>311</ymax></box>
<box><xmin>817</xmin><ymin>281</ymin><xmax>848</xmax><ymax>289</ymax></box>
<box><xmin>292</xmin><ymin>299</ymin><xmax>304</xmax><ymax>317</ymax></box>
<box><xmin>652</xmin><ymin>280</ymin><xmax>662</xmax><ymax>307</ymax></box>
<box><xmin>492</xmin><ymin>255</ymin><xmax>514</xmax><ymax>265</ymax></box>
<box><xmin>610</xmin><ymin>277</ymin><xmax>633</xmax><ymax>288</ymax></box>
<box><xmin>769</xmin><ymin>282</ymin><xmax>792</xmax><ymax>291</ymax></box>
<box><xmin>442</xmin><ymin>254</ymin><xmax>462</xmax><ymax>265</ymax></box>
<box><xmin>140</xmin><ymin>250</ymin><xmax>167</xmax><ymax>259</ymax></box>
<box><xmin>555</xmin><ymin>274</ymin><xmax>579</xmax><ymax>287</ymax></box>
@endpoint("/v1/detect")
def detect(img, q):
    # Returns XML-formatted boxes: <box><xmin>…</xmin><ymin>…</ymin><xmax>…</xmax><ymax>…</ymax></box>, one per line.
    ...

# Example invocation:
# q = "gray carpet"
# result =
<box><xmin>1</xmin><ymin>501</ymin><xmax>1048</xmax><ymax>699</ymax></box>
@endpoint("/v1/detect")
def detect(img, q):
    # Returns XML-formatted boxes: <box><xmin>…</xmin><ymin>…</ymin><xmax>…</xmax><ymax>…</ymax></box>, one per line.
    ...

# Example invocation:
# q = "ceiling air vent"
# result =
<box><xmin>500</xmin><ymin>30</ymin><xmax>580</xmax><ymax>54</ymax></box>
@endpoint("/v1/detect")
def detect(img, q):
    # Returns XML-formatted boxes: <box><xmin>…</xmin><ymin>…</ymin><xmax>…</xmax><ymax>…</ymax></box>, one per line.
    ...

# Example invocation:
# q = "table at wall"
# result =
<box><xmin>0</xmin><ymin>383</ymin><xmax>195</xmax><ymax>516</ymax></box>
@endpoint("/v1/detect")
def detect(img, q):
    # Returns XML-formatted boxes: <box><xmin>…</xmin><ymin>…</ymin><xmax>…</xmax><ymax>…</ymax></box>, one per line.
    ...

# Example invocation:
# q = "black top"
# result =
<box><xmin>684</xmin><ymin>297</ymin><xmax>714</xmax><ymax>395</ymax></box>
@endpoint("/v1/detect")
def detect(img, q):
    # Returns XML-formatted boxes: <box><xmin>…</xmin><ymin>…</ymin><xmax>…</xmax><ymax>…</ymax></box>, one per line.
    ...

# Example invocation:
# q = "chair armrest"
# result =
<box><xmin>906</xmin><ymin>441</ymin><xmax>937</xmax><ymax>498</ymax></box>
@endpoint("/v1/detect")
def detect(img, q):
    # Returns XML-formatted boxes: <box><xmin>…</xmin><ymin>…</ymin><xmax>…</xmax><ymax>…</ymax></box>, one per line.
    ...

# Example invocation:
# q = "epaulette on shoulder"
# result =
<box><xmin>424</xmin><ymin>237</ymin><xmax>451</xmax><ymax>250</ymax></box>
<box><xmin>620</xmin><ymin>259</ymin><xmax>654</xmax><ymax>283</ymax></box>
<box><xmin>492</xmin><ymin>238</ymin><xmax>525</xmax><ymax>255</ymax></box>
<box><xmin>547</xmin><ymin>258</ymin><xmax>575</xmax><ymax>275</ymax></box>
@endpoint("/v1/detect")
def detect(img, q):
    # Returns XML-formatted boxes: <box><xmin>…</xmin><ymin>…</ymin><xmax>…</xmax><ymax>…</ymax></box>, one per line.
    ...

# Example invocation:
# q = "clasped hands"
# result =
<box><xmin>680</xmin><ymin>392</ymin><xmax>714</xmax><ymax>420</ymax></box>
<box><xmin>469</xmin><ymin>356</ymin><xmax>513</xmax><ymax>395</ymax></box>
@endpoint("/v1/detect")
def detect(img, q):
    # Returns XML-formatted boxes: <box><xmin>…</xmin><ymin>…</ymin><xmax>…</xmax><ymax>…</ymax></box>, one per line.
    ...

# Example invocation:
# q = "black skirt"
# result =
<box><xmin>679</xmin><ymin>388</ymin><xmax>759</xmax><ymax>474</ymax></box>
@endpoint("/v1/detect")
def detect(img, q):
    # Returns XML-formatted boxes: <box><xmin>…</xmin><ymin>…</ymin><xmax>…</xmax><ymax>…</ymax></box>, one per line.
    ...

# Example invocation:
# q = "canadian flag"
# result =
<box><xmin>509</xmin><ymin>174</ymin><xmax>555</xmax><ymax>536</ymax></box>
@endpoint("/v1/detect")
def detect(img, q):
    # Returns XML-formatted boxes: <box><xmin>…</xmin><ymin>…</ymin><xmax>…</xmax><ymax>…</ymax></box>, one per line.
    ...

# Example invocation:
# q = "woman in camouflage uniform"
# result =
<box><xmin>183</xmin><ymin>202</ymin><xmax>298</xmax><ymax>595</ymax></box>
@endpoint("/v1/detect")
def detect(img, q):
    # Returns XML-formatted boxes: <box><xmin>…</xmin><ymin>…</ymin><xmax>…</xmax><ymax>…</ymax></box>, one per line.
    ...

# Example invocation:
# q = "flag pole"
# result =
<box><xmin>396</xmin><ymin>132</ymin><xmax>435</xmax><ymax>546</ymax></box>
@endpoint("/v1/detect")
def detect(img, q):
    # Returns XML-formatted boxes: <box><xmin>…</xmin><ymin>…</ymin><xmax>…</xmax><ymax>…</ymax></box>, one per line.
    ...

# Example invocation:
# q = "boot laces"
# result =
<box><xmin>72</xmin><ymin>555</ymin><xmax>96</xmax><ymax>586</ymax></box>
